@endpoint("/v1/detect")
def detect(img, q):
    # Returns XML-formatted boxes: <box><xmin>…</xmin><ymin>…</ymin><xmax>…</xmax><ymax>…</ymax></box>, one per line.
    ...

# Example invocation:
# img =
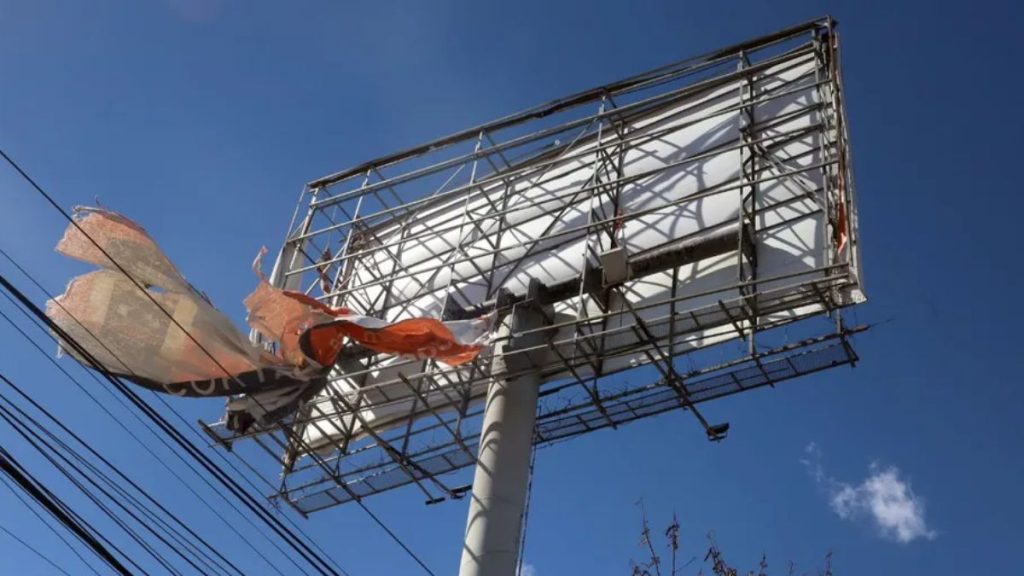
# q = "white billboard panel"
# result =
<box><xmin>292</xmin><ymin>48</ymin><xmax>863</xmax><ymax>453</ymax></box>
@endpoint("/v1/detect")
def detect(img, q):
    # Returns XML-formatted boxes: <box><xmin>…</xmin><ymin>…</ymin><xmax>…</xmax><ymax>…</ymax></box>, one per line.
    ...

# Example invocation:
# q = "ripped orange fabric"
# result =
<box><xmin>305</xmin><ymin>318</ymin><xmax>483</xmax><ymax>367</ymax></box>
<box><xmin>281</xmin><ymin>290</ymin><xmax>351</xmax><ymax>317</ymax></box>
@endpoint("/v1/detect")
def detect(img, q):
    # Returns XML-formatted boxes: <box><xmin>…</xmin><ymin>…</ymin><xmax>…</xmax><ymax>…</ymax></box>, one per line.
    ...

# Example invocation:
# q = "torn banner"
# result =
<box><xmin>46</xmin><ymin>207</ymin><xmax>494</xmax><ymax>407</ymax></box>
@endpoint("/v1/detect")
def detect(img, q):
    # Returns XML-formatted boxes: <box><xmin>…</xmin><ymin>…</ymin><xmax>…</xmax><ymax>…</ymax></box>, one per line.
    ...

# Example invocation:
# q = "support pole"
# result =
<box><xmin>459</xmin><ymin>298</ymin><xmax>548</xmax><ymax>576</ymax></box>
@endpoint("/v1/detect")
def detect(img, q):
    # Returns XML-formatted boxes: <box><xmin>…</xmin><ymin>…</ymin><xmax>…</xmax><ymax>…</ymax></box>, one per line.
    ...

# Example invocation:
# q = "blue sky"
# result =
<box><xmin>1</xmin><ymin>1</ymin><xmax>1022</xmax><ymax>574</ymax></box>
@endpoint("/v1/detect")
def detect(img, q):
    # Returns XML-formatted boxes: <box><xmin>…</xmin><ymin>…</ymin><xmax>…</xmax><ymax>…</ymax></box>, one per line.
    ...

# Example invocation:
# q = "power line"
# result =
<box><xmin>0</xmin><ymin>445</ymin><xmax>134</xmax><ymax>575</ymax></box>
<box><xmin>1</xmin><ymin>147</ymin><xmax>436</xmax><ymax>576</ymax></box>
<box><xmin>0</xmin><ymin>244</ymin><xmax>336</xmax><ymax>575</ymax></box>
<box><xmin>0</xmin><ymin>138</ymin><xmax>348</xmax><ymax>574</ymax></box>
<box><xmin>3</xmin><ymin>242</ymin><xmax>322</xmax><ymax>544</ymax></box>
<box><xmin>1</xmin><ymin>262</ymin><xmax>432</xmax><ymax>576</ymax></box>
<box><xmin>0</xmin><ymin>400</ymin><xmax>186</xmax><ymax>575</ymax></box>
<box><xmin>0</xmin><ymin>372</ymin><xmax>242</xmax><ymax>576</ymax></box>
<box><xmin>354</xmin><ymin>501</ymin><xmax>439</xmax><ymax>576</ymax></box>
<box><xmin>0</xmin><ymin>267</ymin><xmax>340</xmax><ymax>576</ymax></box>
<box><xmin>0</xmin><ymin>299</ymin><xmax>271</xmax><ymax>575</ymax></box>
<box><xmin>0</xmin><ymin>273</ymin><xmax>303</xmax><ymax>576</ymax></box>
<box><xmin>0</xmin><ymin>474</ymin><xmax>104</xmax><ymax>576</ymax></box>
<box><xmin>0</xmin><ymin>291</ymin><xmax>247</xmax><ymax>574</ymax></box>
<box><xmin>0</xmin><ymin>521</ymin><xmax>74</xmax><ymax>576</ymax></box>
<box><xmin>1</xmin><ymin>440</ymin><xmax>152</xmax><ymax>575</ymax></box>
<box><xmin>0</xmin><ymin>167</ymin><xmax>356</xmax><ymax>576</ymax></box>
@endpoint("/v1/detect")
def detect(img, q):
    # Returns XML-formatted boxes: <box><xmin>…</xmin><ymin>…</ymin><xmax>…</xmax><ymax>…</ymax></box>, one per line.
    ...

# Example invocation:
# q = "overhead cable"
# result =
<box><xmin>0</xmin><ymin>445</ymin><xmax>135</xmax><ymax>576</ymax></box>
<box><xmin>2</xmin><ymin>147</ymin><xmax>436</xmax><ymax>576</ymax></box>
<box><xmin>0</xmin><ymin>521</ymin><xmax>75</xmax><ymax>576</ymax></box>
<box><xmin>0</xmin><ymin>267</ymin><xmax>341</xmax><ymax>576</ymax></box>
<box><xmin>0</xmin><ymin>373</ymin><xmax>241</xmax><ymax>575</ymax></box>
<box><xmin>0</xmin><ymin>260</ymin><xmax>301</xmax><ymax>576</ymax></box>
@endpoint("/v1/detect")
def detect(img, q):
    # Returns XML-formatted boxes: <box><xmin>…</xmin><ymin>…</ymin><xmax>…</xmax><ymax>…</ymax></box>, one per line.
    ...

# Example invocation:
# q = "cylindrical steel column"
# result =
<box><xmin>459</xmin><ymin>304</ymin><xmax>546</xmax><ymax>576</ymax></box>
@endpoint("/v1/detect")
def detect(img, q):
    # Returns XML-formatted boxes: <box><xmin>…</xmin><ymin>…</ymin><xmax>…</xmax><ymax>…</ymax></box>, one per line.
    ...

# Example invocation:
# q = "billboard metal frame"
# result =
<box><xmin>200</xmin><ymin>16</ymin><xmax>863</xmax><ymax>517</ymax></box>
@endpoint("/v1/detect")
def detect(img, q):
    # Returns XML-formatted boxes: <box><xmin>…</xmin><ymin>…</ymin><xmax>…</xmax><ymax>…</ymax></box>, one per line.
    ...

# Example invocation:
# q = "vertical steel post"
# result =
<box><xmin>459</xmin><ymin>299</ymin><xmax>548</xmax><ymax>576</ymax></box>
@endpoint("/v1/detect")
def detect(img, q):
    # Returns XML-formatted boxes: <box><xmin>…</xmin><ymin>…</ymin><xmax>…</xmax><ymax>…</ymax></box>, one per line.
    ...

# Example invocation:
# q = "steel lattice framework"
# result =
<box><xmin>201</xmin><ymin>17</ymin><xmax>864</xmax><ymax>515</ymax></box>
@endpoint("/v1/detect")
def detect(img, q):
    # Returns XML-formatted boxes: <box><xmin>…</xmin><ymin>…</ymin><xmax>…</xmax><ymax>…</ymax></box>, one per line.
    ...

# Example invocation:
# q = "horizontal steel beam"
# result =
<box><xmin>307</xmin><ymin>17</ymin><xmax>832</xmax><ymax>189</ymax></box>
<box><xmin>453</xmin><ymin>225</ymin><xmax>740</xmax><ymax>318</ymax></box>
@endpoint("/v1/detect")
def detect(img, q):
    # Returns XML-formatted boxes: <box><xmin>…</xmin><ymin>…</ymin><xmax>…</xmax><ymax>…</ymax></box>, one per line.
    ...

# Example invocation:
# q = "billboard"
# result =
<box><xmin>203</xmin><ymin>18</ymin><xmax>864</xmax><ymax>513</ymax></box>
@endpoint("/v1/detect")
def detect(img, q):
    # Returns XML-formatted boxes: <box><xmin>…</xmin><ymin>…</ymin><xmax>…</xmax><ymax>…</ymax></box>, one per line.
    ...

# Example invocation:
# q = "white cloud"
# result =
<box><xmin>518</xmin><ymin>563</ymin><xmax>536</xmax><ymax>576</ymax></box>
<box><xmin>802</xmin><ymin>443</ymin><xmax>936</xmax><ymax>544</ymax></box>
